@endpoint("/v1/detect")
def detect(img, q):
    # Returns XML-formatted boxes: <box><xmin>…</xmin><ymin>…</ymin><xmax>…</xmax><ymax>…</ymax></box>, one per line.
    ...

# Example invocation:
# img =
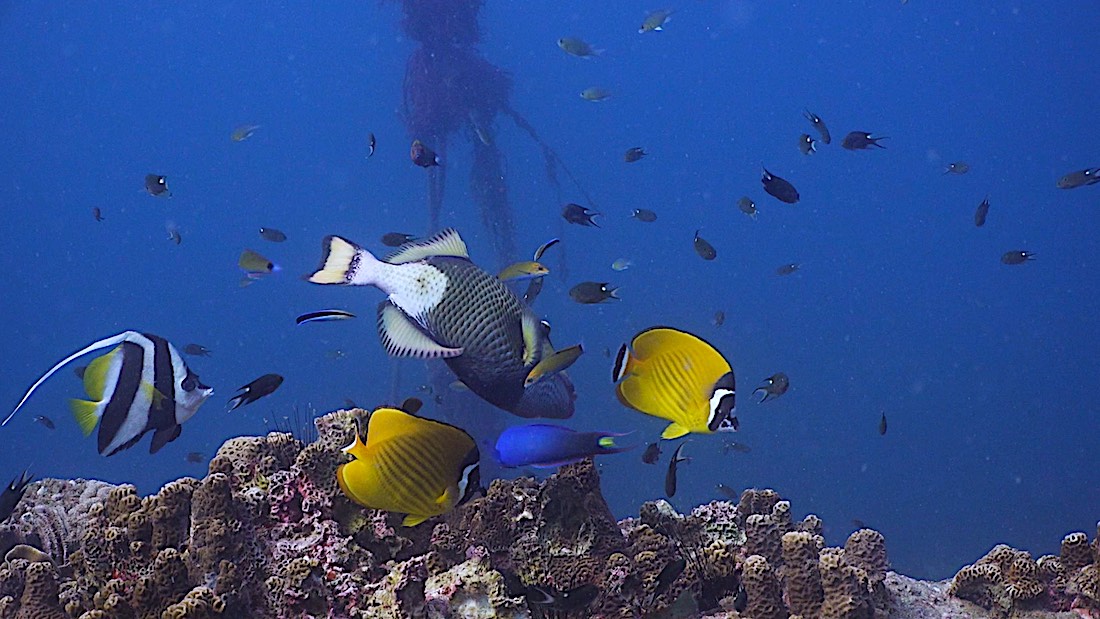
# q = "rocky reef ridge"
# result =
<box><xmin>0</xmin><ymin>408</ymin><xmax>1094</xmax><ymax>619</ymax></box>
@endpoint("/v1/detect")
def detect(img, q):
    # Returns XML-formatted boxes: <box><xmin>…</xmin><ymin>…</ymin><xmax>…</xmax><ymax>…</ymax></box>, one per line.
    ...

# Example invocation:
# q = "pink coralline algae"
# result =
<box><xmin>0</xmin><ymin>408</ymin><xmax>1093</xmax><ymax>618</ymax></box>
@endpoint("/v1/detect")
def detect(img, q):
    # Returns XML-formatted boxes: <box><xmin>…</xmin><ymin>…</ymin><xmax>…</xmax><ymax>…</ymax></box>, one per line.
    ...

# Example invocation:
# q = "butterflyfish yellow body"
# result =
<box><xmin>613</xmin><ymin>327</ymin><xmax>736</xmax><ymax>440</ymax></box>
<box><xmin>335</xmin><ymin>407</ymin><xmax>480</xmax><ymax>527</ymax></box>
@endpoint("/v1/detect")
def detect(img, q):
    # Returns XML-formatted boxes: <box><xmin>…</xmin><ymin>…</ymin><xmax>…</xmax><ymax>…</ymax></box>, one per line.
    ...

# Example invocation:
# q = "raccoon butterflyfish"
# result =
<box><xmin>336</xmin><ymin>407</ymin><xmax>480</xmax><ymax>527</ymax></box>
<box><xmin>3</xmin><ymin>332</ymin><xmax>212</xmax><ymax>456</ymax></box>
<box><xmin>494</xmin><ymin>423</ymin><xmax>630</xmax><ymax>468</ymax></box>
<box><xmin>613</xmin><ymin>327</ymin><xmax>736</xmax><ymax>440</ymax></box>
<box><xmin>307</xmin><ymin>228</ymin><xmax>578</xmax><ymax>419</ymax></box>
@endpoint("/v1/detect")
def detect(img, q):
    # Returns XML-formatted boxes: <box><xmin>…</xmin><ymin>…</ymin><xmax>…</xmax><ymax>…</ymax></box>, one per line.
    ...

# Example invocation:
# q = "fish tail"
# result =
<box><xmin>596</xmin><ymin>434</ymin><xmax>634</xmax><ymax>455</ymax></box>
<box><xmin>68</xmin><ymin>399</ymin><xmax>100</xmax><ymax>436</ymax></box>
<box><xmin>308</xmin><ymin>236</ymin><xmax>378</xmax><ymax>286</ymax></box>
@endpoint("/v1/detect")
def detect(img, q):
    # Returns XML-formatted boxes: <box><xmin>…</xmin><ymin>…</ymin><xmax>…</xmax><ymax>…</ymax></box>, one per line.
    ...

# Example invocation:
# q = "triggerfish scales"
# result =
<box><xmin>613</xmin><ymin>327</ymin><xmax>736</xmax><ymax>440</ymax></box>
<box><xmin>3</xmin><ymin>331</ymin><xmax>212</xmax><ymax>456</ymax></box>
<box><xmin>336</xmin><ymin>407</ymin><xmax>480</xmax><ymax>527</ymax></box>
<box><xmin>307</xmin><ymin>228</ymin><xmax>578</xmax><ymax>419</ymax></box>
<box><xmin>494</xmin><ymin>424</ymin><xmax>631</xmax><ymax>468</ymax></box>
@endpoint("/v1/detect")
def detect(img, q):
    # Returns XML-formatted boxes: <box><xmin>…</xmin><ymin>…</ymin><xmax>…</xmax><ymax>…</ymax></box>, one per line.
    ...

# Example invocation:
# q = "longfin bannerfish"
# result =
<box><xmin>613</xmin><ymin>327</ymin><xmax>736</xmax><ymax>439</ymax></box>
<box><xmin>336</xmin><ymin>407</ymin><xmax>480</xmax><ymax>527</ymax></box>
<box><xmin>307</xmin><ymin>228</ymin><xmax>578</xmax><ymax>419</ymax></box>
<box><xmin>3</xmin><ymin>332</ymin><xmax>212</xmax><ymax>456</ymax></box>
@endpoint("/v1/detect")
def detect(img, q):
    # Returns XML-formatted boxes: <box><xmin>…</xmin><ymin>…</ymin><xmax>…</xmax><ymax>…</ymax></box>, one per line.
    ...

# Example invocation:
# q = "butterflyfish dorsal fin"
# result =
<box><xmin>68</xmin><ymin>399</ymin><xmax>100</xmax><ymax>436</ymax></box>
<box><xmin>83</xmin><ymin>347</ymin><xmax>121</xmax><ymax>401</ymax></box>
<box><xmin>341</xmin><ymin>420</ymin><xmax>370</xmax><ymax>460</ymax></box>
<box><xmin>3</xmin><ymin>331</ymin><xmax>140</xmax><ymax>426</ymax></box>
<box><xmin>364</xmin><ymin>407</ymin><xmax>429</xmax><ymax>445</ymax></box>
<box><xmin>378</xmin><ymin>302</ymin><xmax>463</xmax><ymax>359</ymax></box>
<box><xmin>383</xmin><ymin>228</ymin><xmax>468</xmax><ymax>264</ymax></box>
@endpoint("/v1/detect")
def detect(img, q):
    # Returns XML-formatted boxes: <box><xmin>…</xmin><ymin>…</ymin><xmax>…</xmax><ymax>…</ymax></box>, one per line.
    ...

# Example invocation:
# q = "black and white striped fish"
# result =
<box><xmin>308</xmin><ymin>228</ymin><xmax>577</xmax><ymax>419</ymax></box>
<box><xmin>2</xmin><ymin>331</ymin><xmax>213</xmax><ymax>456</ymax></box>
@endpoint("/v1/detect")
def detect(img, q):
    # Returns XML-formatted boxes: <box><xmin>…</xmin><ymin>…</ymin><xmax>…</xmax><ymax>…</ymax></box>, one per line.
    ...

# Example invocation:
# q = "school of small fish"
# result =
<box><xmin>1</xmin><ymin>4</ymin><xmax>1093</xmax><ymax>537</ymax></box>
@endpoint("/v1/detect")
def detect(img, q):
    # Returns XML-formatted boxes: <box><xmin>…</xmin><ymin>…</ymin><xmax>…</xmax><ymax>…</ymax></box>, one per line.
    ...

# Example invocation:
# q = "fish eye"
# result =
<box><xmin>181</xmin><ymin>374</ymin><xmax>197</xmax><ymax>392</ymax></box>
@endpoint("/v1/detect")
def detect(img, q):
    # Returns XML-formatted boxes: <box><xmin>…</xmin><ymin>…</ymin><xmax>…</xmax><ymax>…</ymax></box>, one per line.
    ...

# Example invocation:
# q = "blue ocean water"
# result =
<box><xmin>0</xmin><ymin>2</ymin><xmax>1096</xmax><ymax>580</ymax></box>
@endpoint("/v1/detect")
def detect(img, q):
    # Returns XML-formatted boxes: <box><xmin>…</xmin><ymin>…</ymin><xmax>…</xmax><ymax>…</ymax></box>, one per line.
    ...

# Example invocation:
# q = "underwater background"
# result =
<box><xmin>0</xmin><ymin>1</ymin><xmax>1096</xmax><ymax>582</ymax></box>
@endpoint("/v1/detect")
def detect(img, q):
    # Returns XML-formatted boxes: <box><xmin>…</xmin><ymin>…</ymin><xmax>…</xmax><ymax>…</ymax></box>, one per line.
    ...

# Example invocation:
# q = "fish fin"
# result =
<box><xmin>378</xmin><ymin>302</ymin><xmax>463</xmax><ymax>359</ymax></box>
<box><xmin>341</xmin><ymin>423</ymin><xmax>371</xmax><ymax>460</ymax></box>
<box><xmin>307</xmin><ymin>236</ymin><xmax>369</xmax><ymax>285</ymax></box>
<box><xmin>148</xmin><ymin>424</ymin><xmax>181</xmax><ymax>454</ymax></box>
<box><xmin>83</xmin><ymin>348</ymin><xmax>119</xmax><ymax>400</ymax></box>
<box><xmin>384</xmin><ymin>228</ymin><xmax>468</xmax><ymax>264</ymax></box>
<box><xmin>365</xmin><ymin>407</ymin><xmax>428</xmax><ymax>445</ymax></box>
<box><xmin>4</xmin><ymin>331</ymin><xmax>137</xmax><ymax>426</ymax></box>
<box><xmin>68</xmin><ymin>399</ymin><xmax>100</xmax><ymax>437</ymax></box>
<box><xmin>661</xmin><ymin>423</ymin><xmax>691</xmax><ymax>440</ymax></box>
<box><xmin>141</xmin><ymin>382</ymin><xmax>167</xmax><ymax>409</ymax></box>
<box><xmin>520</xmin><ymin>313</ymin><xmax>543</xmax><ymax>367</ymax></box>
<box><xmin>402</xmin><ymin>513</ymin><xmax>430</xmax><ymax>527</ymax></box>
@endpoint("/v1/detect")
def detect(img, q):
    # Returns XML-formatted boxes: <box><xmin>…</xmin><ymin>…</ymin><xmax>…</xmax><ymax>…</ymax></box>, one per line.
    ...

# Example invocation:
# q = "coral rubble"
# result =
<box><xmin>0</xmin><ymin>409</ymin><xmax>1094</xmax><ymax>618</ymax></box>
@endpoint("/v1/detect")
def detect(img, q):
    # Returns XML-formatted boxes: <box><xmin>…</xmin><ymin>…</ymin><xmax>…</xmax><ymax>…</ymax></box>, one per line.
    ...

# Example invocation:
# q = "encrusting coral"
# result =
<box><xmin>948</xmin><ymin>523</ymin><xmax>1100</xmax><ymax>619</ymax></box>
<box><xmin>0</xmin><ymin>407</ymin><xmax>1093</xmax><ymax>618</ymax></box>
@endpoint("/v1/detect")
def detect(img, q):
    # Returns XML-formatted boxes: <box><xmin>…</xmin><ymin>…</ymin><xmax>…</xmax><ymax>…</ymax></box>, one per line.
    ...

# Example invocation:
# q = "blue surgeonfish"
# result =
<box><xmin>613</xmin><ymin>327</ymin><xmax>736</xmax><ymax>440</ymax></box>
<box><xmin>3</xmin><ymin>331</ymin><xmax>213</xmax><ymax>456</ymax></box>
<box><xmin>307</xmin><ymin>228</ymin><xmax>578</xmax><ymax>419</ymax></box>
<box><xmin>336</xmin><ymin>407</ymin><xmax>481</xmax><ymax>527</ymax></box>
<box><xmin>494</xmin><ymin>424</ymin><xmax>630</xmax><ymax>468</ymax></box>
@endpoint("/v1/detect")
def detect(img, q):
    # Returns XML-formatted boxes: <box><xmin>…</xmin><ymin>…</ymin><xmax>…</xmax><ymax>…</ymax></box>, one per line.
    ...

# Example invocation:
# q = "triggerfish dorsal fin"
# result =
<box><xmin>68</xmin><ymin>399</ymin><xmax>100</xmax><ymax>436</ymax></box>
<box><xmin>383</xmin><ymin>228</ymin><xmax>468</xmax><ymax>264</ymax></box>
<box><xmin>3</xmin><ymin>331</ymin><xmax>139</xmax><ymax>426</ymax></box>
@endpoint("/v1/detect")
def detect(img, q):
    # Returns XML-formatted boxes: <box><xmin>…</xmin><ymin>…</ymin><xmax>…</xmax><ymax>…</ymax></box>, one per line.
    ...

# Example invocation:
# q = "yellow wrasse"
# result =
<box><xmin>336</xmin><ymin>408</ymin><xmax>480</xmax><ymax>527</ymax></box>
<box><xmin>524</xmin><ymin>344</ymin><xmax>584</xmax><ymax>387</ymax></box>
<box><xmin>613</xmin><ymin>327</ymin><xmax>736</xmax><ymax>439</ymax></box>
<box><xmin>498</xmin><ymin>261</ymin><xmax>550</xmax><ymax>282</ymax></box>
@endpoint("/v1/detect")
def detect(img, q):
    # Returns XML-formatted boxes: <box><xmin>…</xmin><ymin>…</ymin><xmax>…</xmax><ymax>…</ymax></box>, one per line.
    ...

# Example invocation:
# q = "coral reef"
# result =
<box><xmin>0</xmin><ymin>408</ymin><xmax>1093</xmax><ymax>619</ymax></box>
<box><xmin>948</xmin><ymin>524</ymin><xmax>1100</xmax><ymax>619</ymax></box>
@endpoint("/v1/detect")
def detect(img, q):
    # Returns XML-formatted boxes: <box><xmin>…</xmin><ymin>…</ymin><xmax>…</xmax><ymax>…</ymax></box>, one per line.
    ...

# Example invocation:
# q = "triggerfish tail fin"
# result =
<box><xmin>68</xmin><ymin>399</ymin><xmax>101</xmax><ymax>436</ymax></box>
<box><xmin>308</xmin><ymin>236</ymin><xmax>379</xmax><ymax>286</ymax></box>
<box><xmin>3</xmin><ymin>331</ymin><xmax>137</xmax><ymax>426</ymax></box>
